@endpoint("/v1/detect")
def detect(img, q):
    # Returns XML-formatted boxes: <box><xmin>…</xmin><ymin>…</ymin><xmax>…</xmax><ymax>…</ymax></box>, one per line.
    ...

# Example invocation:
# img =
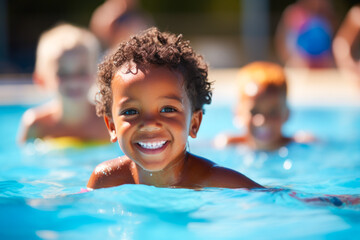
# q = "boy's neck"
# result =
<box><xmin>135</xmin><ymin>151</ymin><xmax>188</xmax><ymax>187</ymax></box>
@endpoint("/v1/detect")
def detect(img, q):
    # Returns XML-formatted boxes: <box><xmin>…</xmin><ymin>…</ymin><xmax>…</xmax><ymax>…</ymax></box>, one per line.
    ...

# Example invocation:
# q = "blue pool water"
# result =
<box><xmin>1</xmin><ymin>104</ymin><xmax>360</xmax><ymax>239</ymax></box>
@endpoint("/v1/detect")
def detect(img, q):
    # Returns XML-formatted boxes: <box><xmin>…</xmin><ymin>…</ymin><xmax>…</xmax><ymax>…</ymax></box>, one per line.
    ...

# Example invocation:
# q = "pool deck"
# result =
<box><xmin>1</xmin><ymin>68</ymin><xmax>360</xmax><ymax>106</ymax></box>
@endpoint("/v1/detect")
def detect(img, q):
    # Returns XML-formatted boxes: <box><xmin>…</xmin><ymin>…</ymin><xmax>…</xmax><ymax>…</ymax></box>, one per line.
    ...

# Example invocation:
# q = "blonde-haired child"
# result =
<box><xmin>18</xmin><ymin>23</ymin><xmax>109</xmax><ymax>144</ymax></box>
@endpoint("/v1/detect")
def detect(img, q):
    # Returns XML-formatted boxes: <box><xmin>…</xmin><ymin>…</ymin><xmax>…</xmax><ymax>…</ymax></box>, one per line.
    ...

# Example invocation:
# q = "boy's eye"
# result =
<box><xmin>160</xmin><ymin>107</ymin><xmax>177</xmax><ymax>113</ymax></box>
<box><xmin>121</xmin><ymin>109</ymin><xmax>138</xmax><ymax>116</ymax></box>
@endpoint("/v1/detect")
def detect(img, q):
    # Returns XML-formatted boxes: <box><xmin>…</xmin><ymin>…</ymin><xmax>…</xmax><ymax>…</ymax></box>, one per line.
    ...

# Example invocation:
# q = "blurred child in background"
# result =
<box><xmin>89</xmin><ymin>0</ymin><xmax>153</xmax><ymax>51</ymax></box>
<box><xmin>215</xmin><ymin>61</ymin><xmax>313</xmax><ymax>151</ymax></box>
<box><xmin>17</xmin><ymin>23</ymin><xmax>109</xmax><ymax>145</ymax></box>
<box><xmin>332</xmin><ymin>4</ymin><xmax>360</xmax><ymax>86</ymax></box>
<box><xmin>275</xmin><ymin>0</ymin><xmax>336</xmax><ymax>68</ymax></box>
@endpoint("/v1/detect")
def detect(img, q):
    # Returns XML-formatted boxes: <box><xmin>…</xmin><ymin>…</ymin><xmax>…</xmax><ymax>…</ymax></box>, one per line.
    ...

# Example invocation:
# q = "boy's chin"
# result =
<box><xmin>137</xmin><ymin>161</ymin><xmax>168</xmax><ymax>172</ymax></box>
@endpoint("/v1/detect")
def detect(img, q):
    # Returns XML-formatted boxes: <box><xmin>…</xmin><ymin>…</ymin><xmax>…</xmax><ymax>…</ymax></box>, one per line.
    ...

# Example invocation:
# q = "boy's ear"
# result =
<box><xmin>104</xmin><ymin>115</ymin><xmax>117</xmax><ymax>143</ymax></box>
<box><xmin>189</xmin><ymin>110</ymin><xmax>203</xmax><ymax>138</ymax></box>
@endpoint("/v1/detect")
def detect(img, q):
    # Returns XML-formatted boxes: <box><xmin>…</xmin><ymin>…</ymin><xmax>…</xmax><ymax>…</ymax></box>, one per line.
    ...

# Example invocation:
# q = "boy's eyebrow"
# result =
<box><xmin>117</xmin><ymin>97</ymin><xmax>134</xmax><ymax>105</ymax></box>
<box><xmin>116</xmin><ymin>94</ymin><xmax>184</xmax><ymax>106</ymax></box>
<box><xmin>158</xmin><ymin>94</ymin><xmax>183</xmax><ymax>103</ymax></box>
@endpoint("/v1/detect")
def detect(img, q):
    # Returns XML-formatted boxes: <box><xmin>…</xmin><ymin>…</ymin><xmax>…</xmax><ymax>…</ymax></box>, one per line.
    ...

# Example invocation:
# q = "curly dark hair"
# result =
<box><xmin>96</xmin><ymin>27</ymin><xmax>212</xmax><ymax>117</ymax></box>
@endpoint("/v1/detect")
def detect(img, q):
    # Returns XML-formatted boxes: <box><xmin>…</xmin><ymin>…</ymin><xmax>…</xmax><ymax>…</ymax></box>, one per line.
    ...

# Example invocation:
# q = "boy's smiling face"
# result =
<box><xmin>105</xmin><ymin>64</ymin><xmax>202</xmax><ymax>171</ymax></box>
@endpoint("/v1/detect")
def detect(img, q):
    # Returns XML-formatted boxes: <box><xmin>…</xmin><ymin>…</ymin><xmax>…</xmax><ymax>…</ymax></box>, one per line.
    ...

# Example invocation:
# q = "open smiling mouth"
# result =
<box><xmin>136</xmin><ymin>140</ymin><xmax>169</xmax><ymax>154</ymax></box>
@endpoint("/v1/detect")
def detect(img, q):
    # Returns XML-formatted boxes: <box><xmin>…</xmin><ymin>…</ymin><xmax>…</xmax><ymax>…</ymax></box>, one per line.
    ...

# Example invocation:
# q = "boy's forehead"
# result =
<box><xmin>118</xmin><ymin>61</ymin><xmax>139</xmax><ymax>74</ymax></box>
<box><xmin>114</xmin><ymin>62</ymin><xmax>144</xmax><ymax>83</ymax></box>
<box><xmin>113</xmin><ymin>64</ymin><xmax>184</xmax><ymax>84</ymax></box>
<box><xmin>111</xmin><ymin>64</ymin><xmax>190</xmax><ymax>104</ymax></box>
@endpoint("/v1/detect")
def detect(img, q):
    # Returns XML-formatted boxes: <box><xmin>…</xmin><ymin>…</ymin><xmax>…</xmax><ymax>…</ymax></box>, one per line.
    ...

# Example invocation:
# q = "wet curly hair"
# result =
<box><xmin>96</xmin><ymin>27</ymin><xmax>212</xmax><ymax>117</ymax></box>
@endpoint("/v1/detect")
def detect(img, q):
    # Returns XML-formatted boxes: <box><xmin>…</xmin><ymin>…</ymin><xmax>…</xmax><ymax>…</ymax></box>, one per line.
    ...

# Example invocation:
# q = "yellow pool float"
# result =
<box><xmin>41</xmin><ymin>136</ymin><xmax>110</xmax><ymax>150</ymax></box>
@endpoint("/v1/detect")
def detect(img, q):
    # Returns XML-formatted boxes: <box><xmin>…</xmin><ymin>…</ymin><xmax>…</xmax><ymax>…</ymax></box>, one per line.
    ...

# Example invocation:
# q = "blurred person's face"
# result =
<box><xmin>104</xmin><ymin>64</ymin><xmax>202</xmax><ymax>172</ymax></box>
<box><xmin>238</xmin><ymin>90</ymin><xmax>289</xmax><ymax>149</ymax></box>
<box><xmin>56</xmin><ymin>48</ymin><xmax>95</xmax><ymax>100</ymax></box>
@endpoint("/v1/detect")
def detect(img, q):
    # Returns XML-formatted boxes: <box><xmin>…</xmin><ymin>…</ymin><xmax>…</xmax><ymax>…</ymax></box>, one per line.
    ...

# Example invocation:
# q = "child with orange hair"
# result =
<box><xmin>215</xmin><ymin>61</ymin><xmax>312</xmax><ymax>151</ymax></box>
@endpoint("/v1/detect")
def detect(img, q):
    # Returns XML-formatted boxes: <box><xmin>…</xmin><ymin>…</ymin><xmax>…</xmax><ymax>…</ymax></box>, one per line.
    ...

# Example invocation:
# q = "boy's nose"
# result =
<box><xmin>139</xmin><ymin>115</ymin><xmax>162</xmax><ymax>132</ymax></box>
<box><xmin>139</xmin><ymin>124</ymin><xmax>161</xmax><ymax>132</ymax></box>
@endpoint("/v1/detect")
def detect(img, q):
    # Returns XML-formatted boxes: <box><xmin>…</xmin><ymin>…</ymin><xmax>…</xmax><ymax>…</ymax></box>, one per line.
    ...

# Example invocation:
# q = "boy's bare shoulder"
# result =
<box><xmin>87</xmin><ymin>156</ymin><xmax>135</xmax><ymax>189</ymax></box>
<box><xmin>187</xmin><ymin>154</ymin><xmax>263</xmax><ymax>189</ymax></box>
<box><xmin>206</xmin><ymin>165</ymin><xmax>263</xmax><ymax>189</ymax></box>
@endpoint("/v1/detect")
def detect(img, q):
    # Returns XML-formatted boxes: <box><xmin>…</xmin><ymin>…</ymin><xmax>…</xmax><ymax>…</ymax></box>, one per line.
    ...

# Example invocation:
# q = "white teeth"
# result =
<box><xmin>137</xmin><ymin>141</ymin><xmax>166</xmax><ymax>149</ymax></box>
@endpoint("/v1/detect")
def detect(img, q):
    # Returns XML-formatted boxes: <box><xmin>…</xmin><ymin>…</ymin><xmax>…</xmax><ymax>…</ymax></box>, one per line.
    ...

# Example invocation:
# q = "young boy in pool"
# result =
<box><xmin>215</xmin><ymin>61</ymin><xmax>313</xmax><ymax>151</ymax></box>
<box><xmin>87</xmin><ymin>28</ymin><xmax>263</xmax><ymax>189</ymax></box>
<box><xmin>17</xmin><ymin>23</ymin><xmax>109</xmax><ymax>144</ymax></box>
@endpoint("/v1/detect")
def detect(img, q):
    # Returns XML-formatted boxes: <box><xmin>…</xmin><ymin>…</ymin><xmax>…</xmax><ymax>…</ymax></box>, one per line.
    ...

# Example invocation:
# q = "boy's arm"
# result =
<box><xmin>87</xmin><ymin>157</ymin><xmax>135</xmax><ymax>189</ymax></box>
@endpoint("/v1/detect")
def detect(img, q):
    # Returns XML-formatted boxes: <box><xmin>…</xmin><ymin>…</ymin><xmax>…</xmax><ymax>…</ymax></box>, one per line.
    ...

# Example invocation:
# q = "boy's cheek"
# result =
<box><xmin>118</xmin><ymin>140</ymin><xmax>131</xmax><ymax>156</ymax></box>
<box><xmin>115</xmin><ymin>121</ymin><xmax>133</xmax><ymax>137</ymax></box>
